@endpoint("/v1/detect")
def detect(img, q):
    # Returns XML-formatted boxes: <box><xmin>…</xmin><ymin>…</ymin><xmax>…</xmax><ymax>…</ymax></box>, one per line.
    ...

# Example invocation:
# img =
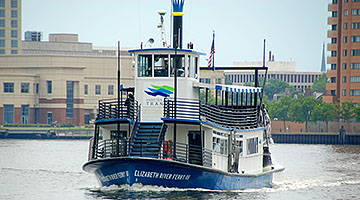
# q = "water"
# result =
<box><xmin>0</xmin><ymin>140</ymin><xmax>359</xmax><ymax>200</ymax></box>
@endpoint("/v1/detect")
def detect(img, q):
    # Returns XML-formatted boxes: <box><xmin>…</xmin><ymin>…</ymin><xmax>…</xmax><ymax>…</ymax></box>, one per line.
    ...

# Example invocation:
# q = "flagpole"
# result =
<box><xmin>212</xmin><ymin>30</ymin><xmax>215</xmax><ymax>70</ymax></box>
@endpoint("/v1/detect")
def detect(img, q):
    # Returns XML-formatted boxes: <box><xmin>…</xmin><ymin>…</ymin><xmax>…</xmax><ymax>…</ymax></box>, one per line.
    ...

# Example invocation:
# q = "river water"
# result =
<box><xmin>0</xmin><ymin>140</ymin><xmax>359</xmax><ymax>200</ymax></box>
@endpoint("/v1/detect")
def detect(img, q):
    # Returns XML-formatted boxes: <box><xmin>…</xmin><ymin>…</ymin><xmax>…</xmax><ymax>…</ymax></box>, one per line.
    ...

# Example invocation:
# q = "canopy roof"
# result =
<box><xmin>215</xmin><ymin>84</ymin><xmax>263</xmax><ymax>93</ymax></box>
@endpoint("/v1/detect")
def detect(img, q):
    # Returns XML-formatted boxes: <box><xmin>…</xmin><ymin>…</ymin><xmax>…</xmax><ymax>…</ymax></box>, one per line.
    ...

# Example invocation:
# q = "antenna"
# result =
<box><xmin>157</xmin><ymin>10</ymin><xmax>167</xmax><ymax>47</ymax></box>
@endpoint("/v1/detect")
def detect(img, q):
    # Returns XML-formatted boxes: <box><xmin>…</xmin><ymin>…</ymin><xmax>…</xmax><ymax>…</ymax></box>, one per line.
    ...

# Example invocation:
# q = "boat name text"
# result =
<box><xmin>99</xmin><ymin>170</ymin><xmax>129</xmax><ymax>182</ymax></box>
<box><xmin>134</xmin><ymin>170</ymin><xmax>191</xmax><ymax>181</ymax></box>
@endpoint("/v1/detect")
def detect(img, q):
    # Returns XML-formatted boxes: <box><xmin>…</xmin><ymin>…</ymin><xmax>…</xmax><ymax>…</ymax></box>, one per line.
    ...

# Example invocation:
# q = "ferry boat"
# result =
<box><xmin>83</xmin><ymin>0</ymin><xmax>284</xmax><ymax>190</ymax></box>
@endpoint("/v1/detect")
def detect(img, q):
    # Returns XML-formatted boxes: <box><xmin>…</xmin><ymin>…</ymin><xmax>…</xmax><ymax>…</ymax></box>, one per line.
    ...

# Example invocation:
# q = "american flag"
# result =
<box><xmin>208</xmin><ymin>31</ymin><xmax>215</xmax><ymax>68</ymax></box>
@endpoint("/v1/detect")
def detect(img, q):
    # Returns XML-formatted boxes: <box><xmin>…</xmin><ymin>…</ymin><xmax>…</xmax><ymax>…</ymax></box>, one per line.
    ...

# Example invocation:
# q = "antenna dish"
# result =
<box><xmin>148</xmin><ymin>38</ymin><xmax>154</xmax><ymax>44</ymax></box>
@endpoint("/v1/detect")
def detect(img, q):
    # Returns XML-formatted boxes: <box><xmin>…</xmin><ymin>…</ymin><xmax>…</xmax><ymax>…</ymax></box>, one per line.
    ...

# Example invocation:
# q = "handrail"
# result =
<box><xmin>163</xmin><ymin>98</ymin><xmax>259</xmax><ymax>129</ymax></box>
<box><xmin>96</xmin><ymin>98</ymin><xmax>139</xmax><ymax>121</ymax></box>
<box><xmin>128</xmin><ymin>104</ymin><xmax>141</xmax><ymax>153</ymax></box>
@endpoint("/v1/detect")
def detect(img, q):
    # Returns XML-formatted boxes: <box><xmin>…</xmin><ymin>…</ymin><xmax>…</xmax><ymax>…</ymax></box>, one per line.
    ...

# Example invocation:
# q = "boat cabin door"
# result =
<box><xmin>188</xmin><ymin>131</ymin><xmax>202</xmax><ymax>165</ymax></box>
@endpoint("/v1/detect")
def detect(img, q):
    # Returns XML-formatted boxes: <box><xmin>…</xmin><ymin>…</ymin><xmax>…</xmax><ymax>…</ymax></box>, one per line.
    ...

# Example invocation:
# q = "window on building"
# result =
<box><xmin>350</xmin><ymin>89</ymin><xmax>360</xmax><ymax>96</ymax></box>
<box><xmin>21</xmin><ymin>83</ymin><xmax>29</xmax><ymax>93</ymax></box>
<box><xmin>351</xmin><ymin>49</ymin><xmax>360</xmax><ymax>56</ymax></box>
<box><xmin>11</xmin><ymin>40</ymin><xmax>17</xmax><ymax>48</ymax></box>
<box><xmin>11</xmin><ymin>10</ymin><xmax>17</xmax><ymax>18</ymax></box>
<box><xmin>0</xmin><ymin>39</ymin><xmax>4</xmax><ymax>47</ymax></box>
<box><xmin>343</xmin><ymin>63</ymin><xmax>347</xmax><ymax>69</ymax></box>
<box><xmin>108</xmin><ymin>85</ymin><xmax>114</xmax><ymax>95</ymax></box>
<box><xmin>352</xmin><ymin>9</ymin><xmax>360</xmax><ymax>16</ymax></box>
<box><xmin>351</xmin><ymin>36</ymin><xmax>360</xmax><ymax>43</ymax></box>
<box><xmin>331</xmin><ymin>38</ymin><xmax>337</xmax><ymax>44</ymax></box>
<box><xmin>84</xmin><ymin>84</ymin><xmax>88</xmax><ymax>95</ymax></box>
<box><xmin>95</xmin><ymin>85</ymin><xmax>101</xmax><ymax>95</ymax></box>
<box><xmin>47</xmin><ymin>80</ymin><xmax>52</xmax><ymax>94</ymax></box>
<box><xmin>331</xmin><ymin>64</ymin><xmax>337</xmax><ymax>70</ymax></box>
<box><xmin>216</xmin><ymin>78</ymin><xmax>221</xmax><ymax>84</ymax></box>
<box><xmin>332</xmin><ymin>24</ymin><xmax>337</xmax><ymax>30</ymax></box>
<box><xmin>11</xmin><ymin>0</ymin><xmax>17</xmax><ymax>8</ymax></box>
<box><xmin>332</xmin><ymin>0</ymin><xmax>338</xmax><ymax>3</ymax></box>
<box><xmin>4</xmin><ymin>82</ymin><xmax>14</xmax><ymax>93</ymax></box>
<box><xmin>66</xmin><ymin>81</ymin><xmax>74</xmax><ymax>119</ymax></box>
<box><xmin>343</xmin><ymin>49</ymin><xmax>347</xmax><ymax>56</ymax></box>
<box><xmin>11</xmin><ymin>30</ymin><xmax>17</xmax><ymax>38</ymax></box>
<box><xmin>343</xmin><ymin>89</ymin><xmax>347</xmax><ymax>96</ymax></box>
<box><xmin>11</xmin><ymin>20</ymin><xmax>17</xmax><ymax>28</ymax></box>
<box><xmin>332</xmin><ymin>11</ymin><xmax>338</xmax><ymax>17</ymax></box>
<box><xmin>344</xmin><ymin>36</ymin><xmax>348</xmax><ymax>43</ymax></box>
<box><xmin>331</xmin><ymin>90</ymin><xmax>336</xmax><ymax>96</ymax></box>
<box><xmin>0</xmin><ymin>19</ymin><xmax>4</xmax><ymax>27</ymax></box>
<box><xmin>247</xmin><ymin>137</ymin><xmax>258</xmax><ymax>155</ymax></box>
<box><xmin>351</xmin><ymin>63</ymin><xmax>360</xmax><ymax>69</ymax></box>
<box><xmin>0</xmin><ymin>10</ymin><xmax>4</xmax><ymax>17</ymax></box>
<box><xmin>331</xmin><ymin>51</ymin><xmax>337</xmax><ymax>57</ymax></box>
<box><xmin>0</xmin><ymin>0</ymin><xmax>4</xmax><ymax>7</ymax></box>
<box><xmin>35</xmin><ymin>83</ymin><xmax>39</xmax><ymax>94</ymax></box>
<box><xmin>11</xmin><ymin>49</ymin><xmax>17</xmax><ymax>54</ymax></box>
<box><xmin>200</xmin><ymin>78</ymin><xmax>211</xmax><ymax>84</ymax></box>
<box><xmin>0</xmin><ymin>29</ymin><xmax>4</xmax><ymax>38</ymax></box>
<box><xmin>344</xmin><ymin>23</ymin><xmax>348</xmax><ymax>30</ymax></box>
<box><xmin>352</xmin><ymin>22</ymin><xmax>360</xmax><ymax>29</ymax></box>
<box><xmin>343</xmin><ymin>76</ymin><xmax>347</xmax><ymax>83</ymax></box>
<box><xmin>21</xmin><ymin>105</ymin><xmax>30</xmax><ymax>124</ymax></box>
<box><xmin>138</xmin><ymin>55</ymin><xmax>152</xmax><ymax>77</ymax></box>
<box><xmin>350</xmin><ymin>76</ymin><xmax>360</xmax><ymax>82</ymax></box>
<box><xmin>331</xmin><ymin>77</ymin><xmax>336</xmax><ymax>83</ymax></box>
<box><xmin>344</xmin><ymin>9</ymin><xmax>348</xmax><ymax>16</ymax></box>
<box><xmin>3</xmin><ymin>105</ymin><xmax>14</xmax><ymax>124</ymax></box>
<box><xmin>0</xmin><ymin>49</ymin><xmax>4</xmax><ymax>54</ymax></box>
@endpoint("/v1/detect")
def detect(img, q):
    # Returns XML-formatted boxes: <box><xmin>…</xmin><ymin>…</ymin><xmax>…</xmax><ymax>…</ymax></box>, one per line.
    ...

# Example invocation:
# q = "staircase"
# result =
<box><xmin>129</xmin><ymin>122</ymin><xmax>167</xmax><ymax>158</ymax></box>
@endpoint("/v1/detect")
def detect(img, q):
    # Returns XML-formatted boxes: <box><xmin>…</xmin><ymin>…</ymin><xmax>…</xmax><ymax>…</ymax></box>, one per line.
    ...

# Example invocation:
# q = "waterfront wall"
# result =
<box><xmin>0</xmin><ymin>128</ymin><xmax>95</xmax><ymax>140</ymax></box>
<box><xmin>271</xmin><ymin>121</ymin><xmax>360</xmax><ymax>134</ymax></box>
<box><xmin>272</xmin><ymin>133</ymin><xmax>360</xmax><ymax>145</ymax></box>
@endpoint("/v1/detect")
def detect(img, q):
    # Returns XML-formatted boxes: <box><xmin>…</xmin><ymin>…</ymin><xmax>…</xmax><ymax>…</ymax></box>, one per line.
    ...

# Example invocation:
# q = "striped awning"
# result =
<box><xmin>215</xmin><ymin>84</ymin><xmax>263</xmax><ymax>93</ymax></box>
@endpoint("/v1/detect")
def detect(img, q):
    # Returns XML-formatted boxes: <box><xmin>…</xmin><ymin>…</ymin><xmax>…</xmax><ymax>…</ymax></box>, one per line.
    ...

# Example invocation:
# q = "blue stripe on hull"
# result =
<box><xmin>83</xmin><ymin>158</ymin><xmax>273</xmax><ymax>190</ymax></box>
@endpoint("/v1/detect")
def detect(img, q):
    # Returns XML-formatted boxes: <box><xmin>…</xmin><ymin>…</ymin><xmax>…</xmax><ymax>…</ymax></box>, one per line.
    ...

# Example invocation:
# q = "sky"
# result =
<box><xmin>23</xmin><ymin>0</ymin><xmax>329</xmax><ymax>72</ymax></box>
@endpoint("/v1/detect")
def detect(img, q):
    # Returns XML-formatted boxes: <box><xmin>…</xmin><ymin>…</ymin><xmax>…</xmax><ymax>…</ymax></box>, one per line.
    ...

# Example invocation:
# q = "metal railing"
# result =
<box><xmin>163</xmin><ymin>98</ymin><xmax>258</xmax><ymax>129</ymax></box>
<box><xmin>161</xmin><ymin>142</ymin><xmax>212</xmax><ymax>168</ymax></box>
<box><xmin>92</xmin><ymin>138</ymin><xmax>212</xmax><ymax>168</ymax></box>
<box><xmin>163</xmin><ymin>98</ymin><xmax>200</xmax><ymax>120</ymax></box>
<box><xmin>95</xmin><ymin>139</ymin><xmax>130</xmax><ymax>159</ymax></box>
<box><xmin>97</xmin><ymin>98</ymin><xmax>139</xmax><ymax>121</ymax></box>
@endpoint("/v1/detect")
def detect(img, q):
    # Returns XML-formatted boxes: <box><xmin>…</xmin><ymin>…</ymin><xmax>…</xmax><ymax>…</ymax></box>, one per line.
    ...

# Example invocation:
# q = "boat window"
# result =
<box><xmin>194</xmin><ymin>56</ymin><xmax>198</xmax><ymax>79</ymax></box>
<box><xmin>246</xmin><ymin>137</ymin><xmax>258</xmax><ymax>155</ymax></box>
<box><xmin>237</xmin><ymin>140</ymin><xmax>243</xmax><ymax>156</ymax></box>
<box><xmin>154</xmin><ymin>54</ymin><xmax>169</xmax><ymax>77</ymax></box>
<box><xmin>170</xmin><ymin>54</ymin><xmax>185</xmax><ymax>77</ymax></box>
<box><xmin>188</xmin><ymin>55</ymin><xmax>195</xmax><ymax>78</ymax></box>
<box><xmin>220</xmin><ymin>139</ymin><xmax>228</xmax><ymax>155</ymax></box>
<box><xmin>138</xmin><ymin>55</ymin><xmax>152</xmax><ymax>77</ymax></box>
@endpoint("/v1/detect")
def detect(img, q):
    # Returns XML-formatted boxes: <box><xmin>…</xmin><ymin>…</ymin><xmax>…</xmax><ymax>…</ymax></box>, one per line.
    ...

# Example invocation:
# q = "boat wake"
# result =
<box><xmin>85</xmin><ymin>178</ymin><xmax>360</xmax><ymax>195</ymax></box>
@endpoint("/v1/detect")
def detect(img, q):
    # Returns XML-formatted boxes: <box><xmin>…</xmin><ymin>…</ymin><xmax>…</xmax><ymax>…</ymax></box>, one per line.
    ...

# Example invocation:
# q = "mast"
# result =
<box><xmin>117</xmin><ymin>41</ymin><xmax>121</xmax><ymax>156</ymax></box>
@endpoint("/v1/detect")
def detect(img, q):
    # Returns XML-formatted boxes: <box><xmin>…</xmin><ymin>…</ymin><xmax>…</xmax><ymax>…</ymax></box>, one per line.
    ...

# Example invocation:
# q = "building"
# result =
<box><xmin>200</xmin><ymin>60</ymin><xmax>322</xmax><ymax>94</ymax></box>
<box><xmin>0</xmin><ymin>33</ymin><xmax>134</xmax><ymax>126</ymax></box>
<box><xmin>24</xmin><ymin>31</ymin><xmax>42</xmax><ymax>42</ymax></box>
<box><xmin>0</xmin><ymin>0</ymin><xmax>21</xmax><ymax>55</ymax></box>
<box><xmin>325</xmin><ymin>0</ymin><xmax>360</xmax><ymax>104</ymax></box>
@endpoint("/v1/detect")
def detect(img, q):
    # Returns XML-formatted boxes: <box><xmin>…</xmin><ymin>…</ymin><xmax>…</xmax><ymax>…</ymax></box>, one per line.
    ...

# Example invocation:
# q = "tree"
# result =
<box><xmin>268</xmin><ymin>95</ymin><xmax>292</xmax><ymax>132</ymax></box>
<box><xmin>354</xmin><ymin>104</ymin><xmax>360</xmax><ymax>122</ymax></box>
<box><xmin>265</xmin><ymin>78</ymin><xmax>295</xmax><ymax>100</ymax></box>
<box><xmin>289</xmin><ymin>95</ymin><xmax>321</xmax><ymax>132</ymax></box>
<box><xmin>338</xmin><ymin>100</ymin><xmax>355</xmax><ymax>123</ymax></box>
<box><xmin>310</xmin><ymin>101</ymin><xmax>337</xmax><ymax>132</ymax></box>
<box><xmin>310</xmin><ymin>73</ymin><xmax>326</xmax><ymax>94</ymax></box>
